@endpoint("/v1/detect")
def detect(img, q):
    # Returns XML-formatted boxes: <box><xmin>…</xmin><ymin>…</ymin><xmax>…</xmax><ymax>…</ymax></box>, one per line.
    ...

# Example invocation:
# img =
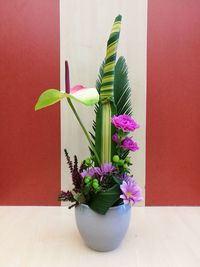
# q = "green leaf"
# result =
<box><xmin>112</xmin><ymin>176</ymin><xmax>122</xmax><ymax>185</ymax></box>
<box><xmin>73</xmin><ymin>192</ymin><xmax>86</xmax><ymax>204</ymax></box>
<box><xmin>114</xmin><ymin>56</ymin><xmax>133</xmax><ymax>116</ymax></box>
<box><xmin>83</xmin><ymin>183</ymin><xmax>92</xmax><ymax>195</ymax></box>
<box><xmin>94</xmin><ymin>16</ymin><xmax>122</xmax><ymax>164</ymax></box>
<box><xmin>93</xmin><ymin>56</ymin><xmax>133</xmax><ymax>163</ymax></box>
<box><xmin>88</xmin><ymin>184</ymin><xmax>121</xmax><ymax>215</ymax></box>
<box><xmin>35</xmin><ymin>89</ymin><xmax>66</xmax><ymax>111</ymax></box>
<box><xmin>113</xmin><ymin>198</ymin><xmax>124</xmax><ymax>206</ymax></box>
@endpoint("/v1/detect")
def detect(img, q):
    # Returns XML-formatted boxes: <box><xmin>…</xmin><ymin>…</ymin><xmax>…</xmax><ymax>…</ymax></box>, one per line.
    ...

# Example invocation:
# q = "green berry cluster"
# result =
<box><xmin>112</xmin><ymin>155</ymin><xmax>131</xmax><ymax>171</ymax></box>
<box><xmin>84</xmin><ymin>157</ymin><xmax>93</xmax><ymax>167</ymax></box>
<box><xmin>84</xmin><ymin>176</ymin><xmax>100</xmax><ymax>192</ymax></box>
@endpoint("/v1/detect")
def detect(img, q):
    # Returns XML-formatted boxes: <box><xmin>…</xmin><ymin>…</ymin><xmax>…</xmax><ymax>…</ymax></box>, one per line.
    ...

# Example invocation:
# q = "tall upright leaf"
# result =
<box><xmin>95</xmin><ymin>15</ymin><xmax>122</xmax><ymax>165</ymax></box>
<box><xmin>92</xmin><ymin>57</ymin><xmax>133</xmax><ymax>149</ymax></box>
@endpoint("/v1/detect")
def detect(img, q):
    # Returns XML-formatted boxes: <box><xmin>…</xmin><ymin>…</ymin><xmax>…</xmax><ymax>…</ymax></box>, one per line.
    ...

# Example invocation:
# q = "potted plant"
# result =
<box><xmin>35</xmin><ymin>15</ymin><xmax>142</xmax><ymax>252</ymax></box>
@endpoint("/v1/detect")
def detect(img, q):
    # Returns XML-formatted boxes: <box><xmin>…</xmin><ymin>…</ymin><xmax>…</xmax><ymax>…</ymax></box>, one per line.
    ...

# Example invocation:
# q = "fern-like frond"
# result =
<box><xmin>96</xmin><ymin>60</ymin><xmax>105</xmax><ymax>93</ymax></box>
<box><xmin>114</xmin><ymin>56</ymin><xmax>133</xmax><ymax>116</ymax></box>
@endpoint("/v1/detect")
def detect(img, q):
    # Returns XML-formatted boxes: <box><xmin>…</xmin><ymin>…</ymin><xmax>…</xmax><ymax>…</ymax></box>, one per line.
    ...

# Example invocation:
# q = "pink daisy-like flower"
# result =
<box><xmin>120</xmin><ymin>181</ymin><xmax>143</xmax><ymax>204</ymax></box>
<box><xmin>111</xmin><ymin>115</ymin><xmax>139</xmax><ymax>132</ymax></box>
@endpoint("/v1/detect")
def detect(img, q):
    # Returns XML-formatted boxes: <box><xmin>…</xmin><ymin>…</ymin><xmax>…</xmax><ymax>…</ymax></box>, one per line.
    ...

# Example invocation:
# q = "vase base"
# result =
<box><xmin>75</xmin><ymin>204</ymin><xmax>131</xmax><ymax>252</ymax></box>
<box><xmin>83</xmin><ymin>240</ymin><xmax>121</xmax><ymax>252</ymax></box>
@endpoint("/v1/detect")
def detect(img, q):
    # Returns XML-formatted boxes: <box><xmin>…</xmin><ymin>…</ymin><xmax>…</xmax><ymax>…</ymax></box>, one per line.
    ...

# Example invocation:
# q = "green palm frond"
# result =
<box><xmin>114</xmin><ymin>56</ymin><xmax>133</xmax><ymax>116</ymax></box>
<box><xmin>96</xmin><ymin>60</ymin><xmax>105</xmax><ymax>93</ymax></box>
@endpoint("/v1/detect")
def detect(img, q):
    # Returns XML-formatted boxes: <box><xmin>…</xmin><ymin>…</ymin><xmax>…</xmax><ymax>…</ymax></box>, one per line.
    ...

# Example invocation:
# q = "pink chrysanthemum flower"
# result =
<box><xmin>111</xmin><ymin>115</ymin><xmax>139</xmax><ymax>132</ymax></box>
<box><xmin>121</xmin><ymin>137</ymin><xmax>139</xmax><ymax>152</ymax></box>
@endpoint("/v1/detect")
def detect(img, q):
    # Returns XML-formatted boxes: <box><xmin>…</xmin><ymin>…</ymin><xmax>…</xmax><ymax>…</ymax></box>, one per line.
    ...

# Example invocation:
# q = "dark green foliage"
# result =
<box><xmin>114</xmin><ymin>56</ymin><xmax>133</xmax><ymax>116</ymax></box>
<box><xmin>112</xmin><ymin>176</ymin><xmax>122</xmax><ymax>185</ymax></box>
<box><xmin>119</xmin><ymin>149</ymin><xmax>130</xmax><ymax>160</ymax></box>
<box><xmin>113</xmin><ymin>198</ymin><xmax>124</xmax><ymax>206</ymax></box>
<box><xmin>88</xmin><ymin>184</ymin><xmax>121</xmax><ymax>215</ymax></box>
<box><xmin>100</xmin><ymin>174</ymin><xmax>118</xmax><ymax>190</ymax></box>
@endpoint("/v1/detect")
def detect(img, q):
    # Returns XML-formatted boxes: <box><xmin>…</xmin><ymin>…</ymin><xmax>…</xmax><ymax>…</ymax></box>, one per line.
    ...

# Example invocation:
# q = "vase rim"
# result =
<box><xmin>78</xmin><ymin>203</ymin><xmax>131</xmax><ymax>210</ymax></box>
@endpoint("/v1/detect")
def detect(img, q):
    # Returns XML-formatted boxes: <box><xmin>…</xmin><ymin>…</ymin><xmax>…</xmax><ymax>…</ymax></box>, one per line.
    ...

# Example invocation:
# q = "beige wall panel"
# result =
<box><xmin>60</xmin><ymin>0</ymin><xmax>147</xmax><ymax>205</ymax></box>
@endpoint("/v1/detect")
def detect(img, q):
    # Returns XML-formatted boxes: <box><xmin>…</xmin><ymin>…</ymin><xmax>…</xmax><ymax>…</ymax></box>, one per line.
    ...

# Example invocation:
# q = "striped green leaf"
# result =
<box><xmin>95</xmin><ymin>15</ymin><xmax>122</xmax><ymax>165</ymax></box>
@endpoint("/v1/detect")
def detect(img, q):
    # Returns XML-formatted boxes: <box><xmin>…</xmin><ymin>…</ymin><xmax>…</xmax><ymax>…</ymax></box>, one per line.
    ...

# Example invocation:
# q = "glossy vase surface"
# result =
<box><xmin>75</xmin><ymin>203</ymin><xmax>131</xmax><ymax>252</ymax></box>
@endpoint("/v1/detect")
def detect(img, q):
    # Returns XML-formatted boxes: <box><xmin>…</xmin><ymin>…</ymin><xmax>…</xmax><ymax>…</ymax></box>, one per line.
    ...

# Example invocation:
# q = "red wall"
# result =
<box><xmin>146</xmin><ymin>0</ymin><xmax>200</xmax><ymax>205</ymax></box>
<box><xmin>0</xmin><ymin>1</ymin><xmax>60</xmax><ymax>205</ymax></box>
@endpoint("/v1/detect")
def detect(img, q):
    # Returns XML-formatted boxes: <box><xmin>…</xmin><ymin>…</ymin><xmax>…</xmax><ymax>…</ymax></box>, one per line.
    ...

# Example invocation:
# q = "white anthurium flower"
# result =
<box><xmin>62</xmin><ymin>85</ymin><xmax>99</xmax><ymax>106</ymax></box>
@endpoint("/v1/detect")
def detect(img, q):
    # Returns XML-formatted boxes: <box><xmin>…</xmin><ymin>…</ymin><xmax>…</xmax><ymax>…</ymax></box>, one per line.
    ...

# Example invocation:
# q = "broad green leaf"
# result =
<box><xmin>88</xmin><ymin>184</ymin><xmax>121</xmax><ymax>215</ymax></box>
<box><xmin>35</xmin><ymin>89</ymin><xmax>66</xmax><ymax>111</ymax></box>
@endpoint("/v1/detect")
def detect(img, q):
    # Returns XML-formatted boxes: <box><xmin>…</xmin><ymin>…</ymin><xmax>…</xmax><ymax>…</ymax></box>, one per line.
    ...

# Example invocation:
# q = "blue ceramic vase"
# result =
<box><xmin>75</xmin><ymin>203</ymin><xmax>131</xmax><ymax>252</ymax></box>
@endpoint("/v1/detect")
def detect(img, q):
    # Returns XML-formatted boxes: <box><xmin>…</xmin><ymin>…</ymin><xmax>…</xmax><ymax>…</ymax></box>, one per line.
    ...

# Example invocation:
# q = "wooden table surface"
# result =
<box><xmin>0</xmin><ymin>207</ymin><xmax>200</xmax><ymax>267</ymax></box>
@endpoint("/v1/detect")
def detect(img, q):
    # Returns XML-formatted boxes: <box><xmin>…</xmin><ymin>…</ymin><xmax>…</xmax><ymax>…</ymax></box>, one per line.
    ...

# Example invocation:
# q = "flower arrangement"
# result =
<box><xmin>35</xmin><ymin>15</ymin><xmax>142</xmax><ymax>215</ymax></box>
